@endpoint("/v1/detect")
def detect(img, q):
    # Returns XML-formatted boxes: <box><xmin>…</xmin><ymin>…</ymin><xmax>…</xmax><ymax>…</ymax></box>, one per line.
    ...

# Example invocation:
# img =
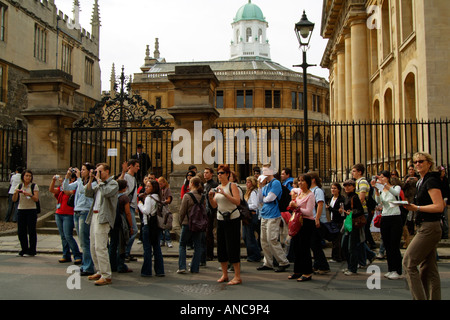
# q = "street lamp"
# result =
<box><xmin>294</xmin><ymin>10</ymin><xmax>315</xmax><ymax>173</ymax></box>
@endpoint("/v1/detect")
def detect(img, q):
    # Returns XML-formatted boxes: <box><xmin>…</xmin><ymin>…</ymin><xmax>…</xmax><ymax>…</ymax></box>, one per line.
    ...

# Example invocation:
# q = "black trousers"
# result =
<box><xmin>380</xmin><ymin>215</ymin><xmax>403</xmax><ymax>274</ymax></box>
<box><xmin>17</xmin><ymin>209</ymin><xmax>38</xmax><ymax>255</ymax></box>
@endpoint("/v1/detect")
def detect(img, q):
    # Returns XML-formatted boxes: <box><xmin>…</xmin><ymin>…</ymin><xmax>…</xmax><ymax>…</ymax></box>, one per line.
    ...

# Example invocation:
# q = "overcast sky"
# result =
<box><xmin>55</xmin><ymin>0</ymin><xmax>330</xmax><ymax>91</ymax></box>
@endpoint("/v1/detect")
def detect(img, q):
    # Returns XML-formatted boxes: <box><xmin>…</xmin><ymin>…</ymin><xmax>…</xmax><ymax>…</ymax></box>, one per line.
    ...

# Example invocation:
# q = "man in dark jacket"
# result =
<box><xmin>131</xmin><ymin>144</ymin><xmax>151</xmax><ymax>184</ymax></box>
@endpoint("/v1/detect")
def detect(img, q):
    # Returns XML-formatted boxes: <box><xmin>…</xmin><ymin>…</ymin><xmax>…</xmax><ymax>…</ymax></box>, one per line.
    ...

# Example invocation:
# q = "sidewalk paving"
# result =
<box><xmin>2</xmin><ymin>231</ymin><xmax>450</xmax><ymax>259</ymax></box>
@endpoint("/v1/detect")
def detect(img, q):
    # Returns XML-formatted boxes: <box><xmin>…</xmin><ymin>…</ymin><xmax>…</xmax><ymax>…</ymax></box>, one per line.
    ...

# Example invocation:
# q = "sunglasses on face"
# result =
<box><xmin>217</xmin><ymin>172</ymin><xmax>226</xmax><ymax>175</ymax></box>
<box><xmin>413</xmin><ymin>160</ymin><xmax>426</xmax><ymax>164</ymax></box>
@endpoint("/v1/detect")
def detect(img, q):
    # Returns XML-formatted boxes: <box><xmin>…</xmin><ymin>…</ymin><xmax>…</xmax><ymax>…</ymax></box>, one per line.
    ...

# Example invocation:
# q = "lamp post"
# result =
<box><xmin>294</xmin><ymin>10</ymin><xmax>315</xmax><ymax>173</ymax></box>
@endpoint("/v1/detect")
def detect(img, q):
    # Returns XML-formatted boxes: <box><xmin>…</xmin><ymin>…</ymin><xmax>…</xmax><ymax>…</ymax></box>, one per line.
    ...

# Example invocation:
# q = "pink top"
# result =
<box><xmin>293</xmin><ymin>191</ymin><xmax>315</xmax><ymax>220</ymax></box>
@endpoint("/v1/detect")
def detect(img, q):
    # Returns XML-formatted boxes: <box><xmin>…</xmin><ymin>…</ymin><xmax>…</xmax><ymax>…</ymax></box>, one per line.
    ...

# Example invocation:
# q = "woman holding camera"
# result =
<box><xmin>371</xmin><ymin>170</ymin><xmax>403</xmax><ymax>280</ymax></box>
<box><xmin>208</xmin><ymin>164</ymin><xmax>242</xmax><ymax>285</ymax></box>
<box><xmin>50</xmin><ymin>172</ymin><xmax>82</xmax><ymax>264</ymax></box>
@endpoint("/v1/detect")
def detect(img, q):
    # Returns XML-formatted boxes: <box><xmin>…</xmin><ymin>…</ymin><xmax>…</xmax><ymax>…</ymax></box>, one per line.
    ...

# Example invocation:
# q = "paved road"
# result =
<box><xmin>1</xmin><ymin>252</ymin><xmax>450</xmax><ymax>302</ymax></box>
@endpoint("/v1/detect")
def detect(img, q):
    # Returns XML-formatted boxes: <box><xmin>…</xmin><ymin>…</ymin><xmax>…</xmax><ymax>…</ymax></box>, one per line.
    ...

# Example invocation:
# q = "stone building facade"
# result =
<box><xmin>128</xmin><ymin>1</ymin><xmax>330</xmax><ymax>180</ymax></box>
<box><xmin>0</xmin><ymin>0</ymin><xmax>101</xmax><ymax>126</ymax></box>
<box><xmin>320</xmin><ymin>0</ymin><xmax>450</xmax><ymax>173</ymax></box>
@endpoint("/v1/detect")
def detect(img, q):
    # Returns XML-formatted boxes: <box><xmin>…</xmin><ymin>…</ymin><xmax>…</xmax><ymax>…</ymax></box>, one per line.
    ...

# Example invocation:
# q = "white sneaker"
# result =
<box><xmin>384</xmin><ymin>271</ymin><xmax>392</xmax><ymax>278</ymax></box>
<box><xmin>388</xmin><ymin>271</ymin><xmax>400</xmax><ymax>280</ymax></box>
<box><xmin>176</xmin><ymin>269</ymin><xmax>186</xmax><ymax>274</ymax></box>
<box><xmin>167</xmin><ymin>242</ymin><xmax>173</xmax><ymax>248</ymax></box>
<box><xmin>344</xmin><ymin>270</ymin><xmax>357</xmax><ymax>276</ymax></box>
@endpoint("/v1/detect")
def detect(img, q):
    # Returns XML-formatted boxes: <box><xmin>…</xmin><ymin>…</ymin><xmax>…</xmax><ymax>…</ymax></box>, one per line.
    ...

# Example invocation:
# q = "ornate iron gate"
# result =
<box><xmin>70</xmin><ymin>67</ymin><xmax>173</xmax><ymax>179</ymax></box>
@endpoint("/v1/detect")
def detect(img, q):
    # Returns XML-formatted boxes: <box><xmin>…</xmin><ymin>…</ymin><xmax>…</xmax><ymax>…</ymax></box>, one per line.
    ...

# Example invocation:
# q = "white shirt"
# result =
<box><xmin>375</xmin><ymin>185</ymin><xmax>401</xmax><ymax>216</ymax></box>
<box><xmin>138</xmin><ymin>194</ymin><xmax>159</xmax><ymax>225</ymax></box>
<box><xmin>9</xmin><ymin>173</ymin><xmax>22</xmax><ymax>194</ymax></box>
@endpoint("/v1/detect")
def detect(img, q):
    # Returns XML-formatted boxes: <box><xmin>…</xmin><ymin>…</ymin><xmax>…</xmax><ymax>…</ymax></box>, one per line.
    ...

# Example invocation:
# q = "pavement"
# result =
<box><xmin>2</xmin><ymin>230</ymin><xmax>450</xmax><ymax>304</ymax></box>
<box><xmin>2</xmin><ymin>229</ymin><xmax>450</xmax><ymax>259</ymax></box>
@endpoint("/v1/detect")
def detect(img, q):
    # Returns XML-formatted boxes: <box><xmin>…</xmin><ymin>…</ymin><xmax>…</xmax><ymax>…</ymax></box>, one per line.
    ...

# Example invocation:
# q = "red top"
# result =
<box><xmin>54</xmin><ymin>187</ymin><xmax>75</xmax><ymax>215</ymax></box>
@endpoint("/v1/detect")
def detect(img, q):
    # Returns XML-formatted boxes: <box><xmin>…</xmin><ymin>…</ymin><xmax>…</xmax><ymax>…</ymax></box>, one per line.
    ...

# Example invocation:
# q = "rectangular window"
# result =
<box><xmin>273</xmin><ymin>90</ymin><xmax>281</xmax><ymax>108</ymax></box>
<box><xmin>265</xmin><ymin>90</ymin><xmax>281</xmax><ymax>108</ymax></box>
<box><xmin>298</xmin><ymin>92</ymin><xmax>303</xmax><ymax>110</ymax></box>
<box><xmin>34</xmin><ymin>24</ymin><xmax>47</xmax><ymax>62</ymax></box>
<box><xmin>265</xmin><ymin>90</ymin><xmax>272</xmax><ymax>108</ymax></box>
<box><xmin>292</xmin><ymin>92</ymin><xmax>297</xmax><ymax>109</ymax></box>
<box><xmin>237</xmin><ymin>90</ymin><xmax>253</xmax><ymax>108</ymax></box>
<box><xmin>245</xmin><ymin>90</ymin><xmax>253</xmax><ymax>109</ymax></box>
<box><xmin>216</xmin><ymin>90</ymin><xmax>224</xmax><ymax>108</ymax></box>
<box><xmin>84</xmin><ymin>57</ymin><xmax>94</xmax><ymax>85</ymax></box>
<box><xmin>155</xmin><ymin>96</ymin><xmax>162</xmax><ymax>109</ymax></box>
<box><xmin>0</xmin><ymin>64</ymin><xmax>5</xmax><ymax>102</ymax></box>
<box><xmin>61</xmin><ymin>42</ymin><xmax>73</xmax><ymax>74</ymax></box>
<box><xmin>0</xmin><ymin>4</ymin><xmax>6</xmax><ymax>42</ymax></box>
<box><xmin>236</xmin><ymin>90</ymin><xmax>244</xmax><ymax>108</ymax></box>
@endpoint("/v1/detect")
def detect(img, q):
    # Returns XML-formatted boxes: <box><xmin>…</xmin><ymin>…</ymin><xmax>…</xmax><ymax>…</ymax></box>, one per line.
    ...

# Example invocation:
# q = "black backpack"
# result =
<box><xmin>187</xmin><ymin>193</ymin><xmax>208</xmax><ymax>232</ymax></box>
<box><xmin>278</xmin><ymin>184</ymin><xmax>291</xmax><ymax>213</ymax></box>
<box><xmin>229</xmin><ymin>183</ymin><xmax>252</xmax><ymax>222</ymax></box>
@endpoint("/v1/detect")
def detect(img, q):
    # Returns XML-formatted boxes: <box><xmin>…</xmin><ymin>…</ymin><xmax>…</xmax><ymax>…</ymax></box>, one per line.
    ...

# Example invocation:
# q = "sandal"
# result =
<box><xmin>227</xmin><ymin>279</ymin><xmax>242</xmax><ymax>285</ymax></box>
<box><xmin>297</xmin><ymin>275</ymin><xmax>312</xmax><ymax>282</ymax></box>
<box><xmin>288</xmin><ymin>273</ymin><xmax>301</xmax><ymax>280</ymax></box>
<box><xmin>217</xmin><ymin>276</ymin><xmax>229</xmax><ymax>283</ymax></box>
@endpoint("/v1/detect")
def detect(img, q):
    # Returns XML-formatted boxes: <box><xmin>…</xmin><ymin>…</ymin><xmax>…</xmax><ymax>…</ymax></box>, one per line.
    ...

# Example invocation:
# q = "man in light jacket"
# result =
<box><xmin>85</xmin><ymin>163</ymin><xmax>119</xmax><ymax>286</ymax></box>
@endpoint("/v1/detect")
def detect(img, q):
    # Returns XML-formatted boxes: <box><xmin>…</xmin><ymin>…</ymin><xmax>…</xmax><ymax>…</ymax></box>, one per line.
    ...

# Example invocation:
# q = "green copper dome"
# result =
<box><xmin>233</xmin><ymin>0</ymin><xmax>266</xmax><ymax>23</ymax></box>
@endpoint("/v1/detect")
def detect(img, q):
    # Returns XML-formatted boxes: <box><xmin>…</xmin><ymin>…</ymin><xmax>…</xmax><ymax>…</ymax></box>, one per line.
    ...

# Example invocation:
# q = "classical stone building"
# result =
<box><xmin>129</xmin><ymin>0</ymin><xmax>330</xmax><ymax>180</ymax></box>
<box><xmin>320</xmin><ymin>0</ymin><xmax>450</xmax><ymax>176</ymax></box>
<box><xmin>0</xmin><ymin>0</ymin><xmax>101</xmax><ymax>126</ymax></box>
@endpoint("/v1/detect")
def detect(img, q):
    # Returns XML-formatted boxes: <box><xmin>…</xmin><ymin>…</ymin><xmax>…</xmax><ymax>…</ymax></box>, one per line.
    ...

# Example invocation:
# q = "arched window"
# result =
<box><xmin>246</xmin><ymin>28</ymin><xmax>252</xmax><ymax>43</ymax></box>
<box><xmin>258</xmin><ymin>29</ymin><xmax>263</xmax><ymax>43</ymax></box>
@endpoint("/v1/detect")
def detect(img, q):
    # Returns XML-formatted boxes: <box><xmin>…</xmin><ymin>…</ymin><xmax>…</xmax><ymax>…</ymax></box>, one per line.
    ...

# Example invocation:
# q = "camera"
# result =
<box><xmin>71</xmin><ymin>168</ymin><xmax>77</xmax><ymax>173</ymax></box>
<box><xmin>220</xmin><ymin>211</ymin><xmax>231</xmax><ymax>221</ymax></box>
<box><xmin>211</xmin><ymin>188</ymin><xmax>218</xmax><ymax>193</ymax></box>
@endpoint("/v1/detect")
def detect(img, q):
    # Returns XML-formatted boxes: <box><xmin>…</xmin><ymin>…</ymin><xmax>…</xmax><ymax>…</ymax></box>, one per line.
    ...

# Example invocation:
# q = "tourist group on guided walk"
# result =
<box><xmin>5</xmin><ymin>147</ymin><xmax>450</xmax><ymax>300</ymax></box>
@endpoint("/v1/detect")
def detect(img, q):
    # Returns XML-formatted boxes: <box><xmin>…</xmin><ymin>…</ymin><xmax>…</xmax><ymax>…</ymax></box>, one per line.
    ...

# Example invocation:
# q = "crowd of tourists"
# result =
<box><xmin>5</xmin><ymin>151</ymin><xmax>449</xmax><ymax>300</ymax></box>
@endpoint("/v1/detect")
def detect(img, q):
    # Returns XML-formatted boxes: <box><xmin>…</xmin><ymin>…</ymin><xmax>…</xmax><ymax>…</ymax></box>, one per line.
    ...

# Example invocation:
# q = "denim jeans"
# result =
<box><xmin>141</xmin><ymin>224</ymin><xmax>164</xmax><ymax>276</ymax></box>
<box><xmin>55</xmin><ymin>214</ymin><xmax>82</xmax><ymax>261</ymax></box>
<box><xmin>125</xmin><ymin>207</ymin><xmax>138</xmax><ymax>257</ymax></box>
<box><xmin>342</xmin><ymin>230</ymin><xmax>360</xmax><ymax>273</ymax></box>
<box><xmin>179</xmin><ymin>224</ymin><xmax>203</xmax><ymax>273</ymax></box>
<box><xmin>5</xmin><ymin>194</ymin><xmax>18</xmax><ymax>222</ymax></box>
<box><xmin>242</xmin><ymin>214</ymin><xmax>262</xmax><ymax>262</ymax></box>
<box><xmin>74</xmin><ymin>211</ymin><xmax>94</xmax><ymax>273</ymax></box>
<box><xmin>108</xmin><ymin>226</ymin><xmax>129</xmax><ymax>272</ymax></box>
<box><xmin>160</xmin><ymin>229</ymin><xmax>172</xmax><ymax>243</ymax></box>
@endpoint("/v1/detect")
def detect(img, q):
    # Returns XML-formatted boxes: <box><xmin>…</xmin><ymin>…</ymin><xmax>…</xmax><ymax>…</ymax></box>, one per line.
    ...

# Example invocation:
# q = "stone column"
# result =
<box><xmin>167</xmin><ymin>65</ymin><xmax>220</xmax><ymax>235</ymax></box>
<box><xmin>21</xmin><ymin>70</ymin><xmax>80</xmax><ymax>213</ymax></box>
<box><xmin>345</xmin><ymin>32</ymin><xmax>354</xmax><ymax>166</ymax></box>
<box><xmin>350</xmin><ymin>20</ymin><xmax>370</xmax><ymax>164</ymax></box>
<box><xmin>350</xmin><ymin>20</ymin><xmax>370</xmax><ymax>121</ymax></box>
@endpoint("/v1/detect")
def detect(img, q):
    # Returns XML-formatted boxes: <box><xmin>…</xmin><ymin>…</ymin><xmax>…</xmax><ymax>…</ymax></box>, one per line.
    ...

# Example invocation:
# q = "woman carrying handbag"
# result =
<box><xmin>287</xmin><ymin>174</ymin><xmax>315</xmax><ymax>282</ymax></box>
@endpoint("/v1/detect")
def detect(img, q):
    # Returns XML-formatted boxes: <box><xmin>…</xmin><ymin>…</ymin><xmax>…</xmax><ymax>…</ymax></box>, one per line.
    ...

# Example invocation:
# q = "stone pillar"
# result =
<box><xmin>350</xmin><ymin>20</ymin><xmax>370</xmax><ymax>164</ymax></box>
<box><xmin>350</xmin><ymin>20</ymin><xmax>370</xmax><ymax>121</ymax></box>
<box><xmin>21</xmin><ymin>70</ymin><xmax>80</xmax><ymax>213</ymax></box>
<box><xmin>345</xmin><ymin>32</ymin><xmax>354</xmax><ymax>166</ymax></box>
<box><xmin>336</xmin><ymin>46</ymin><xmax>346</xmax><ymax>122</ymax></box>
<box><xmin>167</xmin><ymin>65</ymin><xmax>220</xmax><ymax>235</ymax></box>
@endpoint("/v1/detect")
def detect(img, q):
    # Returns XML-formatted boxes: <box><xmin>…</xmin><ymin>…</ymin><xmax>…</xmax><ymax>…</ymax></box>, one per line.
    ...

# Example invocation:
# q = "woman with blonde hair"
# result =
<box><xmin>243</xmin><ymin>176</ymin><xmax>262</xmax><ymax>262</ymax></box>
<box><xmin>403</xmin><ymin>152</ymin><xmax>445</xmax><ymax>300</ymax></box>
